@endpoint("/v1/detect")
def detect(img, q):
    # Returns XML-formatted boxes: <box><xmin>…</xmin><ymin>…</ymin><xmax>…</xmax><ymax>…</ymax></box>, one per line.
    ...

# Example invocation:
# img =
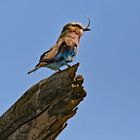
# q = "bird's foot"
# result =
<box><xmin>66</xmin><ymin>63</ymin><xmax>71</xmax><ymax>68</ymax></box>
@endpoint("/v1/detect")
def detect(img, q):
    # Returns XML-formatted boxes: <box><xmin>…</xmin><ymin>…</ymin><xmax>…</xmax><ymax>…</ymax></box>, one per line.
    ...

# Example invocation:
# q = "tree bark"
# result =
<box><xmin>0</xmin><ymin>63</ymin><xmax>86</xmax><ymax>140</ymax></box>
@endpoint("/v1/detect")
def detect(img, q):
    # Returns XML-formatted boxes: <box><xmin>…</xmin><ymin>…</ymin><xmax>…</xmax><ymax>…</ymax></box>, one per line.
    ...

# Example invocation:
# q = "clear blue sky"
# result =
<box><xmin>0</xmin><ymin>0</ymin><xmax>140</xmax><ymax>140</ymax></box>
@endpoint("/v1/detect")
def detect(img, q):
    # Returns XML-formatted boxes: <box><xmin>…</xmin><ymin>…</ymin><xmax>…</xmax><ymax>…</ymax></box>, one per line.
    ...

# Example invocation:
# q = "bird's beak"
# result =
<box><xmin>83</xmin><ymin>17</ymin><xmax>91</xmax><ymax>32</ymax></box>
<box><xmin>83</xmin><ymin>28</ymin><xmax>91</xmax><ymax>31</ymax></box>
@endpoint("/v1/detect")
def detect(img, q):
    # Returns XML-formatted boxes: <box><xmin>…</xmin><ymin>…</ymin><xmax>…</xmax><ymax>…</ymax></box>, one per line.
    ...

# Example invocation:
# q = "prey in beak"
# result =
<box><xmin>83</xmin><ymin>17</ymin><xmax>91</xmax><ymax>31</ymax></box>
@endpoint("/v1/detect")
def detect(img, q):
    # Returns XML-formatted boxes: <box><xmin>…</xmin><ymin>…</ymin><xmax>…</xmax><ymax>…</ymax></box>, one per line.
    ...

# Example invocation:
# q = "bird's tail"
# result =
<box><xmin>27</xmin><ymin>67</ymin><xmax>39</xmax><ymax>74</ymax></box>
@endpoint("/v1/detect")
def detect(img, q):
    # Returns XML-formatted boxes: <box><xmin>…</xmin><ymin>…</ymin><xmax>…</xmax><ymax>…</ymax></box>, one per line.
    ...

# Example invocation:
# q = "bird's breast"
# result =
<box><xmin>64</xmin><ymin>33</ymin><xmax>80</xmax><ymax>46</ymax></box>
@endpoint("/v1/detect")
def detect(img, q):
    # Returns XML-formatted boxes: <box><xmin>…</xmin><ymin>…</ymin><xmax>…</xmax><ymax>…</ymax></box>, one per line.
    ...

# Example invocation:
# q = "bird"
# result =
<box><xmin>27</xmin><ymin>18</ymin><xmax>91</xmax><ymax>74</ymax></box>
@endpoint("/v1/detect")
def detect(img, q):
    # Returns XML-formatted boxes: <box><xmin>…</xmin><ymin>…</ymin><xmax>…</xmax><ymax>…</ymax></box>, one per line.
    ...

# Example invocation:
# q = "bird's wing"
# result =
<box><xmin>39</xmin><ymin>40</ymin><xmax>67</xmax><ymax>63</ymax></box>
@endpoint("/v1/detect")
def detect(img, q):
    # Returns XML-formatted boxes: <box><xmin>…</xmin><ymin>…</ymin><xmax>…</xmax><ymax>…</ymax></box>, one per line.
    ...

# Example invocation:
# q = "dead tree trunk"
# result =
<box><xmin>0</xmin><ymin>63</ymin><xmax>86</xmax><ymax>140</ymax></box>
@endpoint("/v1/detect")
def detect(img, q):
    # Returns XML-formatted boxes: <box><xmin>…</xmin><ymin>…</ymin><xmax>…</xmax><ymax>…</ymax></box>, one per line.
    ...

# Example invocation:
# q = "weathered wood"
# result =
<box><xmin>0</xmin><ymin>63</ymin><xmax>86</xmax><ymax>140</ymax></box>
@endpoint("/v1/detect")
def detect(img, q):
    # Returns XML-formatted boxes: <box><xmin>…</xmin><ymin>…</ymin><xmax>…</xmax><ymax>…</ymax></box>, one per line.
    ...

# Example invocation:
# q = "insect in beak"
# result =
<box><xmin>83</xmin><ymin>17</ymin><xmax>91</xmax><ymax>31</ymax></box>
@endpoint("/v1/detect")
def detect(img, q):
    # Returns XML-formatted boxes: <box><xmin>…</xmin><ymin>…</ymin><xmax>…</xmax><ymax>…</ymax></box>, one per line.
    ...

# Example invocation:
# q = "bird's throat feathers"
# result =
<box><xmin>58</xmin><ymin>29</ymin><xmax>83</xmax><ymax>46</ymax></box>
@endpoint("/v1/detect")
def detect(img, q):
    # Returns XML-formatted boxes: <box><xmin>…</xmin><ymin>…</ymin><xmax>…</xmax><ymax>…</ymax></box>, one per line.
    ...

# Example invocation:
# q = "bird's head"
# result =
<box><xmin>61</xmin><ymin>18</ymin><xmax>91</xmax><ymax>37</ymax></box>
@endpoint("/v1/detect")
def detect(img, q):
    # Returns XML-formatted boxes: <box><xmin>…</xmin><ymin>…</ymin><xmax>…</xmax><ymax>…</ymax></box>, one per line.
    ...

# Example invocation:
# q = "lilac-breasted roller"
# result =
<box><xmin>27</xmin><ymin>18</ymin><xmax>90</xmax><ymax>74</ymax></box>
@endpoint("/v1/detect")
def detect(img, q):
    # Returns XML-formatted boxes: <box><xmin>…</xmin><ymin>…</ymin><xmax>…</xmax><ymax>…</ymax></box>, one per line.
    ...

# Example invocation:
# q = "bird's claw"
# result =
<box><xmin>66</xmin><ymin>64</ymin><xmax>71</xmax><ymax>68</ymax></box>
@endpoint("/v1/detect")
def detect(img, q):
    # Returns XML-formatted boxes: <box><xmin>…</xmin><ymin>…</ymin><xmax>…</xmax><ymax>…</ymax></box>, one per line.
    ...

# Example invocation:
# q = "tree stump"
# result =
<box><xmin>0</xmin><ymin>63</ymin><xmax>86</xmax><ymax>140</ymax></box>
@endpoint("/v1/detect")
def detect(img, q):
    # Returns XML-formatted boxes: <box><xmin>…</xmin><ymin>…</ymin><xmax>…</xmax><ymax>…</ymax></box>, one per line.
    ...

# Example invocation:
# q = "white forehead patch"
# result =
<box><xmin>71</xmin><ymin>22</ymin><xmax>83</xmax><ymax>26</ymax></box>
<box><xmin>64</xmin><ymin>22</ymin><xmax>83</xmax><ymax>28</ymax></box>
